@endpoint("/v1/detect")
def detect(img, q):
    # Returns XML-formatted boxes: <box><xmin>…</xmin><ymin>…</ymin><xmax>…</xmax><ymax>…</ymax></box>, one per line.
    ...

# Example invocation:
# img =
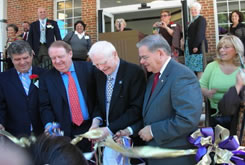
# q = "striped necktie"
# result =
<box><xmin>21</xmin><ymin>72</ymin><xmax>30</xmax><ymax>95</ymax></box>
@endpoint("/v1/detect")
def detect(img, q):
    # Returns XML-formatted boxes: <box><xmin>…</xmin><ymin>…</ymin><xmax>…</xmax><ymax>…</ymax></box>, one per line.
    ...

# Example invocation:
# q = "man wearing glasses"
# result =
<box><xmin>153</xmin><ymin>10</ymin><xmax>182</xmax><ymax>61</ymax></box>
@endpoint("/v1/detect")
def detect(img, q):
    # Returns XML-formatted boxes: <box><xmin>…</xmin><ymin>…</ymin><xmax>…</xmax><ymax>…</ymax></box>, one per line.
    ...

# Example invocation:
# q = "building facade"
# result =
<box><xmin>3</xmin><ymin>0</ymin><xmax>245</xmax><ymax>57</ymax></box>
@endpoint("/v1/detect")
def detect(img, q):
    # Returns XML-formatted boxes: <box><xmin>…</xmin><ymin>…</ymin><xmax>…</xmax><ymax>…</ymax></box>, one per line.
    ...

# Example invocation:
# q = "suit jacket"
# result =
<box><xmin>142</xmin><ymin>59</ymin><xmax>202</xmax><ymax>165</ymax></box>
<box><xmin>218</xmin><ymin>86</ymin><xmax>245</xmax><ymax>135</ymax></box>
<box><xmin>0</xmin><ymin>67</ymin><xmax>46</xmax><ymax>137</ymax></box>
<box><xmin>92</xmin><ymin>59</ymin><xmax>146</xmax><ymax>134</ymax></box>
<box><xmin>187</xmin><ymin>15</ymin><xmax>207</xmax><ymax>54</ymax></box>
<box><xmin>28</xmin><ymin>19</ymin><xmax>61</xmax><ymax>55</ymax></box>
<box><xmin>39</xmin><ymin>61</ymin><xmax>96</xmax><ymax>137</ymax></box>
<box><xmin>19</xmin><ymin>32</ymin><xmax>29</xmax><ymax>41</ymax></box>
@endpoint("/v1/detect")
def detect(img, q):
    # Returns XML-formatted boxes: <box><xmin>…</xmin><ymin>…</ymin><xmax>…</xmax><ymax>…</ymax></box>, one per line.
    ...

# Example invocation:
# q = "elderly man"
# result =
<box><xmin>28</xmin><ymin>7</ymin><xmax>61</xmax><ymax>66</ymax></box>
<box><xmin>0</xmin><ymin>40</ymin><xmax>45</xmax><ymax>136</ymax></box>
<box><xmin>39</xmin><ymin>41</ymin><xmax>96</xmax><ymax>152</ymax></box>
<box><xmin>88</xmin><ymin>41</ymin><xmax>146</xmax><ymax>164</ymax></box>
<box><xmin>134</xmin><ymin>34</ymin><xmax>202</xmax><ymax>165</ymax></box>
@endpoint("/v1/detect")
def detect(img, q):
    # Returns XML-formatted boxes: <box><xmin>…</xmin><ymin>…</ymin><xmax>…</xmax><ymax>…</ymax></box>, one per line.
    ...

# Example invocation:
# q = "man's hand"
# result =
<box><xmin>89</xmin><ymin>118</ymin><xmax>100</xmax><ymax>131</ymax></box>
<box><xmin>193</xmin><ymin>48</ymin><xmax>198</xmax><ymax>53</ymax></box>
<box><xmin>138</xmin><ymin>125</ymin><xmax>153</xmax><ymax>142</ymax></box>
<box><xmin>114</xmin><ymin>128</ymin><xmax>131</xmax><ymax>143</ymax></box>
<box><xmin>0</xmin><ymin>124</ymin><xmax>5</xmax><ymax>131</ymax></box>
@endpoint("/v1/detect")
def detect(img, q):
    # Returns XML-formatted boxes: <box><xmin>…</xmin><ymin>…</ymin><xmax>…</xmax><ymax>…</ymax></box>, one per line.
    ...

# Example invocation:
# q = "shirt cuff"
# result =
<box><xmin>127</xmin><ymin>126</ymin><xmax>133</xmax><ymax>136</ymax></box>
<box><xmin>94</xmin><ymin>117</ymin><xmax>103</xmax><ymax>126</ymax></box>
<box><xmin>149</xmin><ymin>125</ymin><xmax>154</xmax><ymax>137</ymax></box>
<box><xmin>45</xmin><ymin>122</ymin><xmax>52</xmax><ymax>129</ymax></box>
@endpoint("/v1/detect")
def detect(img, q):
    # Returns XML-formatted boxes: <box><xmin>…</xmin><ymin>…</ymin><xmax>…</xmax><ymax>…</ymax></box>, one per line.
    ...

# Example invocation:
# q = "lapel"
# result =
<box><xmin>109</xmin><ymin>60</ymin><xmax>124</xmax><ymax>111</ymax></box>
<box><xmin>36</xmin><ymin>20</ymin><xmax>41</xmax><ymax>39</ymax></box>
<box><xmin>97</xmin><ymin>70</ymin><xmax>107</xmax><ymax>111</ymax></box>
<box><xmin>74</xmin><ymin>62</ymin><xmax>88</xmax><ymax>102</ymax></box>
<box><xmin>143</xmin><ymin>59</ymin><xmax>174</xmax><ymax>117</ymax></box>
<box><xmin>28</xmin><ymin>67</ymin><xmax>38</xmax><ymax>95</ymax></box>
<box><xmin>51</xmin><ymin>69</ymin><xmax>67</xmax><ymax>101</ymax></box>
<box><xmin>9</xmin><ymin>69</ymin><xmax>26</xmax><ymax>96</ymax></box>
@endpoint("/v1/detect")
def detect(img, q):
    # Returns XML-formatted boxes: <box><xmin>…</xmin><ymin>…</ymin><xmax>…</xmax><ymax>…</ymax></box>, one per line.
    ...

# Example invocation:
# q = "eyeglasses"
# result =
<box><xmin>161</xmin><ymin>14</ymin><xmax>169</xmax><ymax>17</ymax></box>
<box><xmin>219</xmin><ymin>45</ymin><xmax>233</xmax><ymax>50</ymax></box>
<box><xmin>139</xmin><ymin>56</ymin><xmax>150</xmax><ymax>61</ymax></box>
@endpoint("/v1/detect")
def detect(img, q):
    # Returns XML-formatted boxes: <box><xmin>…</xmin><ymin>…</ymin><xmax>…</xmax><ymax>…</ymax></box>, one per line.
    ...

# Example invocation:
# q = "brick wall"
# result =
<box><xmin>7</xmin><ymin>0</ymin><xmax>97</xmax><ymax>42</ymax></box>
<box><xmin>199</xmin><ymin>0</ymin><xmax>216</xmax><ymax>56</ymax></box>
<box><xmin>82</xmin><ymin>0</ymin><xmax>97</xmax><ymax>42</ymax></box>
<box><xmin>7</xmin><ymin>0</ymin><xmax>53</xmax><ymax>36</ymax></box>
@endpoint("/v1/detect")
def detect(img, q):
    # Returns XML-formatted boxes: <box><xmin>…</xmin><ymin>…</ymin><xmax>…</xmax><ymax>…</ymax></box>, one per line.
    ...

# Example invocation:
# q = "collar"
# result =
<box><xmin>107</xmin><ymin>60</ymin><xmax>120</xmax><ymax>80</ymax></box>
<box><xmin>17</xmin><ymin>66</ymin><xmax>32</xmax><ymax>75</ymax></box>
<box><xmin>75</xmin><ymin>31</ymin><xmax>85</xmax><ymax>39</ymax></box>
<box><xmin>61</xmin><ymin>62</ymin><xmax>75</xmax><ymax>75</ymax></box>
<box><xmin>159</xmin><ymin>57</ymin><xmax>171</xmax><ymax>77</ymax></box>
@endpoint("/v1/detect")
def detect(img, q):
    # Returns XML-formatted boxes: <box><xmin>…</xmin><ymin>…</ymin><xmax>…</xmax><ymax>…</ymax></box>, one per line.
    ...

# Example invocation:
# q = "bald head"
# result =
<box><xmin>37</xmin><ymin>7</ymin><xmax>47</xmax><ymax>20</ymax></box>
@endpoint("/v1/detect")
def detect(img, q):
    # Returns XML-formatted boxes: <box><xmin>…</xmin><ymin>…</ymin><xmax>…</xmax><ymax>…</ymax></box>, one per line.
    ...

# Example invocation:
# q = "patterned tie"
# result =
<box><xmin>106</xmin><ymin>75</ymin><xmax>114</xmax><ymax>125</ymax></box>
<box><xmin>151</xmin><ymin>72</ymin><xmax>160</xmax><ymax>95</ymax></box>
<box><xmin>21</xmin><ymin>72</ymin><xmax>30</xmax><ymax>95</ymax></box>
<box><xmin>65</xmin><ymin>71</ymin><xmax>84</xmax><ymax>126</ymax></box>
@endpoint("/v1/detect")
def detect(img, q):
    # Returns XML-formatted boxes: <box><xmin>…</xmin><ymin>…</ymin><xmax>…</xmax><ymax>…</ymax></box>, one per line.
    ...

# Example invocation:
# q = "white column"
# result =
<box><xmin>0</xmin><ymin>0</ymin><xmax>7</xmax><ymax>72</ymax></box>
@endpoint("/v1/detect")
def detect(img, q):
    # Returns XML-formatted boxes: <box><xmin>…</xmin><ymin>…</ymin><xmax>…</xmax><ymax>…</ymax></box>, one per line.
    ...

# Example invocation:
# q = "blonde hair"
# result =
<box><xmin>216</xmin><ymin>34</ymin><xmax>244</xmax><ymax>66</ymax></box>
<box><xmin>115</xmin><ymin>18</ymin><xmax>127</xmax><ymax>27</ymax></box>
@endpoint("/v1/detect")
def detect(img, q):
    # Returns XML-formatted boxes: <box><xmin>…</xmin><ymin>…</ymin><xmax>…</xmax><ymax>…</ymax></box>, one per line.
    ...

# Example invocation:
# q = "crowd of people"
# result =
<box><xmin>1</xmin><ymin>1</ymin><xmax>245</xmax><ymax>165</ymax></box>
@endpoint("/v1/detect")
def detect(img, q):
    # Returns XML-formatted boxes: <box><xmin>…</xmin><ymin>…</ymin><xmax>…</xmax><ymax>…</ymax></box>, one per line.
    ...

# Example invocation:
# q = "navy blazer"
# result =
<box><xmin>92</xmin><ymin>59</ymin><xmax>146</xmax><ymax>133</ymax></box>
<box><xmin>187</xmin><ymin>16</ymin><xmax>207</xmax><ymax>54</ymax></box>
<box><xmin>28</xmin><ymin>19</ymin><xmax>61</xmax><ymax>55</ymax></box>
<box><xmin>0</xmin><ymin>67</ymin><xmax>46</xmax><ymax>137</ymax></box>
<box><xmin>39</xmin><ymin>61</ymin><xmax>96</xmax><ymax>137</ymax></box>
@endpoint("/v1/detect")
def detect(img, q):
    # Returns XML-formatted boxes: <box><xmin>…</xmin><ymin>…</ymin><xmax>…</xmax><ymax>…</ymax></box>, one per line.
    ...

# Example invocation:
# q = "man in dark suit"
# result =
<box><xmin>0</xmin><ymin>40</ymin><xmax>45</xmax><ymax>137</ymax></box>
<box><xmin>28</xmin><ymin>7</ymin><xmax>61</xmax><ymax>66</ymax></box>
<box><xmin>19</xmin><ymin>21</ymin><xmax>30</xmax><ymax>41</ymax></box>
<box><xmin>88</xmin><ymin>41</ymin><xmax>146</xmax><ymax>164</ymax></box>
<box><xmin>135</xmin><ymin>34</ymin><xmax>202</xmax><ymax>165</ymax></box>
<box><xmin>39</xmin><ymin>41</ymin><xmax>96</xmax><ymax>152</ymax></box>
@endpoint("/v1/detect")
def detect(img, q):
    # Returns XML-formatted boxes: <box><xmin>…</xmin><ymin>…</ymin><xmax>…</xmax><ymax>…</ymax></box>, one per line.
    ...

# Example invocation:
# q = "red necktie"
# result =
<box><xmin>151</xmin><ymin>72</ymin><xmax>160</xmax><ymax>95</ymax></box>
<box><xmin>23</xmin><ymin>32</ymin><xmax>27</xmax><ymax>41</ymax></box>
<box><xmin>65</xmin><ymin>71</ymin><xmax>84</xmax><ymax>126</ymax></box>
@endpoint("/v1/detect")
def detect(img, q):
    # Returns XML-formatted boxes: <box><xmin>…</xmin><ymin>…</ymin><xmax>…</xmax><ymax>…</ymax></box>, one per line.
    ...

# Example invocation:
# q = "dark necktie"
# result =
<box><xmin>65</xmin><ymin>71</ymin><xmax>84</xmax><ymax>126</ymax></box>
<box><xmin>23</xmin><ymin>32</ymin><xmax>27</xmax><ymax>41</ymax></box>
<box><xmin>151</xmin><ymin>72</ymin><xmax>160</xmax><ymax>95</ymax></box>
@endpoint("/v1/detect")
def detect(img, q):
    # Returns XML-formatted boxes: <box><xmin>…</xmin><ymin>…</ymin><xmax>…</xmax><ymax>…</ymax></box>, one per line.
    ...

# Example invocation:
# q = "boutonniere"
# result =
<box><xmin>84</xmin><ymin>35</ymin><xmax>90</xmax><ymax>39</ymax></box>
<box><xmin>46</xmin><ymin>22</ymin><xmax>54</xmax><ymax>29</ymax></box>
<box><xmin>29</xmin><ymin>74</ymin><xmax>39</xmax><ymax>88</ymax></box>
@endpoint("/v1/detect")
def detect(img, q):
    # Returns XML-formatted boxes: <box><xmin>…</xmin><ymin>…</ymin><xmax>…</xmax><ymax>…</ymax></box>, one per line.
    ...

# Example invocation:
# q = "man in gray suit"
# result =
<box><xmin>136</xmin><ymin>34</ymin><xmax>202</xmax><ymax>165</ymax></box>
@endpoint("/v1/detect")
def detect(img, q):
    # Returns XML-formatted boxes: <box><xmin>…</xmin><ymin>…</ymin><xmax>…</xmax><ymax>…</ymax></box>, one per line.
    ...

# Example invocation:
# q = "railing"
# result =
<box><xmin>38</xmin><ymin>59</ymin><xmax>53</xmax><ymax>70</ymax></box>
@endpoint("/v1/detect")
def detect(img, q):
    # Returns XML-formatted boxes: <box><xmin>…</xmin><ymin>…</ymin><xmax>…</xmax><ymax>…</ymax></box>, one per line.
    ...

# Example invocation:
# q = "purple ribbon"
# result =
<box><xmin>189</xmin><ymin>127</ymin><xmax>245</xmax><ymax>164</ymax></box>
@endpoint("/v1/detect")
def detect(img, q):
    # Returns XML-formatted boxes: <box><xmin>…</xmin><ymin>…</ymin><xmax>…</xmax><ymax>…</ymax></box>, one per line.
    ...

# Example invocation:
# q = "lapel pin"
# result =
<box><xmin>119</xmin><ymin>80</ymin><xmax>122</xmax><ymax>84</ymax></box>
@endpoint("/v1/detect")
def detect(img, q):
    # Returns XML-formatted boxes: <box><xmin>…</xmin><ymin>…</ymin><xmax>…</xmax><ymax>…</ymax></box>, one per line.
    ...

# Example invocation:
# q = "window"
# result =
<box><xmin>55</xmin><ymin>0</ymin><xmax>82</xmax><ymax>39</ymax></box>
<box><xmin>216</xmin><ymin>0</ymin><xmax>245</xmax><ymax>39</ymax></box>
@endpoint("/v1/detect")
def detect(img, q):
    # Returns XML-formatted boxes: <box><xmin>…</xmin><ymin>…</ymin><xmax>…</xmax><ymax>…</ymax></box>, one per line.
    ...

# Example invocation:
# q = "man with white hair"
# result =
<box><xmin>88</xmin><ymin>41</ymin><xmax>146</xmax><ymax>164</ymax></box>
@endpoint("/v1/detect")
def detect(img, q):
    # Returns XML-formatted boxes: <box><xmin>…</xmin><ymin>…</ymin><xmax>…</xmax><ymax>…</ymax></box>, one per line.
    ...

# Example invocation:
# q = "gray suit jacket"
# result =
<box><xmin>143</xmin><ymin>59</ymin><xmax>202</xmax><ymax>165</ymax></box>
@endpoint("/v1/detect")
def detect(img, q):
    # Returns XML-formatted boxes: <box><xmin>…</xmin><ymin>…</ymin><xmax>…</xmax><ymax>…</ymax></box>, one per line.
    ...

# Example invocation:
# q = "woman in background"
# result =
<box><xmin>4</xmin><ymin>24</ymin><xmax>22</xmax><ymax>70</ymax></box>
<box><xmin>185</xmin><ymin>2</ymin><xmax>207</xmax><ymax>79</ymax></box>
<box><xmin>63</xmin><ymin>20</ymin><xmax>91</xmax><ymax>61</ymax></box>
<box><xmin>200</xmin><ymin>35</ymin><xmax>243</xmax><ymax>129</ymax></box>
<box><xmin>230</xmin><ymin>10</ymin><xmax>245</xmax><ymax>48</ymax></box>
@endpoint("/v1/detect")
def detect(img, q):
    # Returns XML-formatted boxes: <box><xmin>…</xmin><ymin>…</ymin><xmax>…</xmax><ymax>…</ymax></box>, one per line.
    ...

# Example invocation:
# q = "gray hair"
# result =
<box><xmin>136</xmin><ymin>34</ymin><xmax>171</xmax><ymax>56</ymax></box>
<box><xmin>88</xmin><ymin>41</ymin><xmax>116</xmax><ymax>59</ymax></box>
<box><xmin>7</xmin><ymin>40</ymin><xmax>33</xmax><ymax>58</ymax></box>
<box><xmin>189</xmin><ymin>2</ymin><xmax>202</xmax><ymax>11</ymax></box>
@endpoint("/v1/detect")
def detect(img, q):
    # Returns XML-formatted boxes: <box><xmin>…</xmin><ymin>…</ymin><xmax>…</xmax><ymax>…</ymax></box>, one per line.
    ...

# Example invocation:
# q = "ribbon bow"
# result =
<box><xmin>189</xmin><ymin>125</ymin><xmax>245</xmax><ymax>165</ymax></box>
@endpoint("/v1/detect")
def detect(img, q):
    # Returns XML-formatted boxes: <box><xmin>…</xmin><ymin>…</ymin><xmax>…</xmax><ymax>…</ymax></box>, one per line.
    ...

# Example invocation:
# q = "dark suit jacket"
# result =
<box><xmin>39</xmin><ymin>61</ymin><xmax>96</xmax><ymax>137</ymax></box>
<box><xmin>19</xmin><ymin>32</ymin><xmax>29</xmax><ymax>41</ymax></box>
<box><xmin>142</xmin><ymin>59</ymin><xmax>202</xmax><ymax>165</ymax></box>
<box><xmin>92</xmin><ymin>59</ymin><xmax>146</xmax><ymax>134</ymax></box>
<box><xmin>218</xmin><ymin>86</ymin><xmax>245</xmax><ymax>135</ymax></box>
<box><xmin>28</xmin><ymin>19</ymin><xmax>61</xmax><ymax>55</ymax></box>
<box><xmin>0</xmin><ymin>67</ymin><xmax>46</xmax><ymax>137</ymax></box>
<box><xmin>187</xmin><ymin>15</ymin><xmax>207</xmax><ymax>54</ymax></box>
